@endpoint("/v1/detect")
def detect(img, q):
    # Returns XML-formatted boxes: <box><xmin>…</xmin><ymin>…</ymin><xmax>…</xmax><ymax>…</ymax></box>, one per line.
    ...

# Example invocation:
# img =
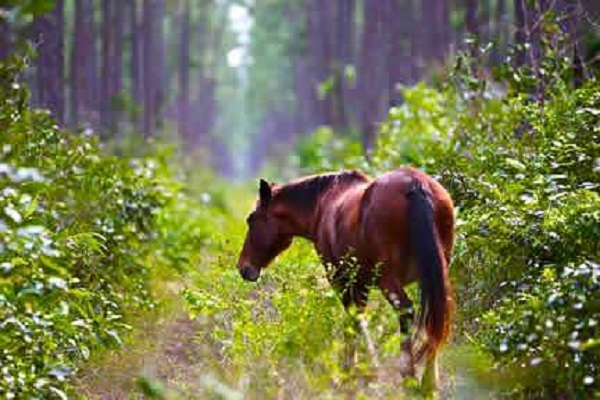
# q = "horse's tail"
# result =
<box><xmin>407</xmin><ymin>180</ymin><xmax>454</xmax><ymax>362</ymax></box>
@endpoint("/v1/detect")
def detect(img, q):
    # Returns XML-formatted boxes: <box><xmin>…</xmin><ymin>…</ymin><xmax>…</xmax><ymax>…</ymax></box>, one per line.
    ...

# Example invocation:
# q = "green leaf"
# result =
<box><xmin>20</xmin><ymin>0</ymin><xmax>56</xmax><ymax>17</ymax></box>
<box><xmin>505</xmin><ymin>157</ymin><xmax>526</xmax><ymax>171</ymax></box>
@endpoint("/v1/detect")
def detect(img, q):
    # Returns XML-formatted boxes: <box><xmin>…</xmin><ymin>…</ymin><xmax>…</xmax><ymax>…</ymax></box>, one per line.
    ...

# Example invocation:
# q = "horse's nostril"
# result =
<box><xmin>240</xmin><ymin>266</ymin><xmax>260</xmax><ymax>282</ymax></box>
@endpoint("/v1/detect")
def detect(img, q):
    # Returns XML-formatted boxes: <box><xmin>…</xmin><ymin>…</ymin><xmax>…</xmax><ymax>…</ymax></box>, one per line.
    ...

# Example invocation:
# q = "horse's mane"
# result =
<box><xmin>274</xmin><ymin>170</ymin><xmax>369</xmax><ymax>211</ymax></box>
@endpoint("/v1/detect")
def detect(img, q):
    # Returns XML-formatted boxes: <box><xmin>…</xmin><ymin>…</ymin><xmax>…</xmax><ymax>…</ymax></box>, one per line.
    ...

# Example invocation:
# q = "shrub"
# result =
<box><xmin>0</xmin><ymin>54</ymin><xmax>182</xmax><ymax>398</ymax></box>
<box><xmin>289</xmin><ymin>126</ymin><xmax>366</xmax><ymax>176</ymax></box>
<box><xmin>482</xmin><ymin>262</ymin><xmax>600</xmax><ymax>398</ymax></box>
<box><xmin>286</xmin><ymin>52</ymin><xmax>599</xmax><ymax>396</ymax></box>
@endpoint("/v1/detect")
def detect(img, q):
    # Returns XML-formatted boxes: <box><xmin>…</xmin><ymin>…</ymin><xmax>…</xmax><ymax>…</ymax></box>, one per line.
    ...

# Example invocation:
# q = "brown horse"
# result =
<box><xmin>236</xmin><ymin>167</ymin><xmax>455</xmax><ymax>389</ymax></box>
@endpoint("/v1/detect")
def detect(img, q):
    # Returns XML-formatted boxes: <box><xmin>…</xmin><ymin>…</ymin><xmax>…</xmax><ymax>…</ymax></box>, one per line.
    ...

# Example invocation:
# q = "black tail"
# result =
<box><xmin>407</xmin><ymin>180</ymin><xmax>453</xmax><ymax>361</ymax></box>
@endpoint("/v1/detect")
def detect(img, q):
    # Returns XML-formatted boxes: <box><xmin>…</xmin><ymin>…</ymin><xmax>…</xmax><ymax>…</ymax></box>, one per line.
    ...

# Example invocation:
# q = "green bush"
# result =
<box><xmin>182</xmin><ymin>234</ymin><xmax>409</xmax><ymax>397</ymax></box>
<box><xmin>288</xmin><ymin>53</ymin><xmax>599</xmax><ymax>396</ymax></box>
<box><xmin>289</xmin><ymin>126</ymin><xmax>366</xmax><ymax>176</ymax></box>
<box><xmin>0</xmin><ymin>54</ymin><xmax>195</xmax><ymax>398</ymax></box>
<box><xmin>482</xmin><ymin>262</ymin><xmax>600</xmax><ymax>397</ymax></box>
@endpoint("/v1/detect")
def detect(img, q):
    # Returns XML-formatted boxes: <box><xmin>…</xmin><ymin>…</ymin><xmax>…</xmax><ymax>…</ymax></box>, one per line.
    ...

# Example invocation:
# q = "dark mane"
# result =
<box><xmin>274</xmin><ymin>170</ymin><xmax>369</xmax><ymax>210</ymax></box>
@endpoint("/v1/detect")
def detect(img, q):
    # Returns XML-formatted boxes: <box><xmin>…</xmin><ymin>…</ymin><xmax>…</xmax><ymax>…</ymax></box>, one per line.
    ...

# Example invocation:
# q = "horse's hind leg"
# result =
<box><xmin>379</xmin><ymin>277</ymin><xmax>415</xmax><ymax>377</ymax></box>
<box><xmin>381</xmin><ymin>278</ymin><xmax>440</xmax><ymax>391</ymax></box>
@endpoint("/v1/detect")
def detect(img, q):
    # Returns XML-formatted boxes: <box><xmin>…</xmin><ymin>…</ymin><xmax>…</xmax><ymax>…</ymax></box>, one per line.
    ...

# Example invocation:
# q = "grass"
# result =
<box><xmin>74</xmin><ymin>186</ymin><xmax>503</xmax><ymax>399</ymax></box>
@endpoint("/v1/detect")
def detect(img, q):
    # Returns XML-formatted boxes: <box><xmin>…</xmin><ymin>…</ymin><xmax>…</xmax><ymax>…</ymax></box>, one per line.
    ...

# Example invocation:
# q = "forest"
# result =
<box><xmin>1</xmin><ymin>0</ymin><xmax>599</xmax><ymax>398</ymax></box>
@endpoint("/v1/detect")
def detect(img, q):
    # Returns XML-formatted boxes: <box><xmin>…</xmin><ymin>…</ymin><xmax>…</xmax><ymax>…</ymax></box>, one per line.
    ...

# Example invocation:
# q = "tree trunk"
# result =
<box><xmin>466</xmin><ymin>0</ymin><xmax>479</xmax><ymax>61</ymax></box>
<box><xmin>420</xmin><ymin>0</ymin><xmax>435</xmax><ymax>69</ymax></box>
<box><xmin>178</xmin><ymin>0</ymin><xmax>191</xmax><ymax>143</ymax></box>
<box><xmin>86</xmin><ymin>0</ymin><xmax>98</xmax><ymax>122</ymax></box>
<box><xmin>33</xmin><ymin>0</ymin><xmax>65</xmax><ymax>125</ymax></box>
<box><xmin>307</xmin><ymin>0</ymin><xmax>329</xmax><ymax>128</ymax></box>
<box><xmin>553</xmin><ymin>1</ymin><xmax>586</xmax><ymax>87</ymax></box>
<box><xmin>432</xmin><ymin>0</ymin><xmax>449</xmax><ymax>64</ymax></box>
<box><xmin>0</xmin><ymin>18</ymin><xmax>11</xmax><ymax>60</ymax></box>
<box><xmin>388</xmin><ymin>0</ymin><xmax>412</xmax><ymax>97</ymax></box>
<box><xmin>293</xmin><ymin>58</ymin><xmax>314</xmax><ymax>135</ymax></box>
<box><xmin>189</xmin><ymin>0</ymin><xmax>207</xmax><ymax>148</ymax></box>
<box><xmin>480</xmin><ymin>0</ymin><xmax>491</xmax><ymax>55</ymax></box>
<box><xmin>514</xmin><ymin>0</ymin><xmax>527</xmax><ymax>67</ymax></box>
<box><xmin>154</xmin><ymin>0</ymin><xmax>167</xmax><ymax>132</ymax></box>
<box><xmin>101</xmin><ymin>0</ymin><xmax>114</xmax><ymax>133</ymax></box>
<box><xmin>142</xmin><ymin>0</ymin><xmax>156</xmax><ymax>138</ymax></box>
<box><xmin>330</xmin><ymin>0</ymin><xmax>355</xmax><ymax>133</ymax></box>
<box><xmin>70</xmin><ymin>0</ymin><xmax>83</xmax><ymax>128</ymax></box>
<box><xmin>130</xmin><ymin>0</ymin><xmax>143</xmax><ymax>133</ymax></box>
<box><xmin>491</xmin><ymin>0</ymin><xmax>507</xmax><ymax>65</ymax></box>
<box><xmin>359</xmin><ymin>0</ymin><xmax>388</xmax><ymax>153</ymax></box>
<box><xmin>410</xmin><ymin>0</ymin><xmax>422</xmax><ymax>80</ymax></box>
<box><xmin>112</xmin><ymin>0</ymin><xmax>124</xmax><ymax>132</ymax></box>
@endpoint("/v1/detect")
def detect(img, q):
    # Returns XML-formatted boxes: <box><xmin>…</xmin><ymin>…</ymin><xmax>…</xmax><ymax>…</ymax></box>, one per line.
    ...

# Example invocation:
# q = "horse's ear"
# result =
<box><xmin>259</xmin><ymin>179</ymin><xmax>272</xmax><ymax>206</ymax></box>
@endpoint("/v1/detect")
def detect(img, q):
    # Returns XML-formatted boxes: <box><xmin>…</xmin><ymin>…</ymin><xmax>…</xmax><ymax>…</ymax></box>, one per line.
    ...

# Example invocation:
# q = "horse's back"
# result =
<box><xmin>365</xmin><ymin>167</ymin><xmax>453</xmax><ymax>218</ymax></box>
<box><xmin>358</xmin><ymin>167</ymin><xmax>454</xmax><ymax>281</ymax></box>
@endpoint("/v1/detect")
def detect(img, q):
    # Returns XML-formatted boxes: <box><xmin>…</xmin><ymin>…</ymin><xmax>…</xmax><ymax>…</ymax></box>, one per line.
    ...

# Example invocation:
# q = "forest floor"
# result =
<box><xmin>74</xmin><ymin>279</ymin><xmax>213</xmax><ymax>399</ymax></box>
<box><xmin>74</xmin><ymin>281</ymin><xmax>493</xmax><ymax>400</ymax></box>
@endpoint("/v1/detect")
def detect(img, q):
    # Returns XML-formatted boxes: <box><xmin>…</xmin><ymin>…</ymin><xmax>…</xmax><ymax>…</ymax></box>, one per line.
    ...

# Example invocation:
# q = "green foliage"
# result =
<box><xmin>0</xmin><ymin>54</ymin><xmax>206</xmax><ymax>397</ymax></box>
<box><xmin>372</xmin><ymin>83</ymin><xmax>453</xmax><ymax>172</ymax></box>
<box><xmin>290</xmin><ymin>48</ymin><xmax>600</xmax><ymax>396</ymax></box>
<box><xmin>482</xmin><ymin>262</ymin><xmax>600</xmax><ymax>397</ymax></box>
<box><xmin>0</xmin><ymin>0</ymin><xmax>56</xmax><ymax>20</ymax></box>
<box><xmin>381</xmin><ymin>78</ymin><xmax>598</xmax><ymax>397</ymax></box>
<box><xmin>182</xmin><ymin>232</ymin><xmax>414</xmax><ymax>397</ymax></box>
<box><xmin>290</xmin><ymin>126</ymin><xmax>365</xmax><ymax>175</ymax></box>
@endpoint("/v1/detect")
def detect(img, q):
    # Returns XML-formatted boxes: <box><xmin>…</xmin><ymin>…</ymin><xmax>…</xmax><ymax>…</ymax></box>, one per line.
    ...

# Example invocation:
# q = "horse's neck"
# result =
<box><xmin>308</xmin><ymin>183</ymin><xmax>360</xmax><ymax>240</ymax></box>
<box><xmin>278</xmin><ymin>172</ymin><xmax>369</xmax><ymax>240</ymax></box>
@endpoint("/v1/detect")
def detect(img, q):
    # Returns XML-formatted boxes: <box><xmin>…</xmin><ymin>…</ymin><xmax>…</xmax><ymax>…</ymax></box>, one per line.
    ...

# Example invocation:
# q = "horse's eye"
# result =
<box><xmin>246</xmin><ymin>213</ymin><xmax>255</xmax><ymax>225</ymax></box>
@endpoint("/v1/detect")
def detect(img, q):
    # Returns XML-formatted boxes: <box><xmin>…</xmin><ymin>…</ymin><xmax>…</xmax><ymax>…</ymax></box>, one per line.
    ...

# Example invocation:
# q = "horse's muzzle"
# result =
<box><xmin>240</xmin><ymin>266</ymin><xmax>260</xmax><ymax>282</ymax></box>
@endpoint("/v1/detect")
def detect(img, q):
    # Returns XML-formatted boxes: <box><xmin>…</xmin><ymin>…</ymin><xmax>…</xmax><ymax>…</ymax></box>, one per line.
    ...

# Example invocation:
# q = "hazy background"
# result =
<box><xmin>1</xmin><ymin>0</ymin><xmax>599</xmax><ymax>177</ymax></box>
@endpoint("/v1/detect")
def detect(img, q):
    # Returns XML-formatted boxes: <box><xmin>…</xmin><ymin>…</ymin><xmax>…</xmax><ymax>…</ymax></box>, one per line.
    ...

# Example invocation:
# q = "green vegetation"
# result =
<box><xmin>287</xmin><ymin>49</ymin><xmax>600</xmax><ymax>397</ymax></box>
<box><xmin>178</xmin><ymin>48</ymin><xmax>599</xmax><ymax>398</ymax></box>
<box><xmin>388</xmin><ymin>80</ymin><xmax>599</xmax><ymax>399</ymax></box>
<box><xmin>1</xmin><ymin>25</ymin><xmax>599</xmax><ymax>400</ymax></box>
<box><xmin>0</xmin><ymin>54</ymin><xmax>217</xmax><ymax>398</ymax></box>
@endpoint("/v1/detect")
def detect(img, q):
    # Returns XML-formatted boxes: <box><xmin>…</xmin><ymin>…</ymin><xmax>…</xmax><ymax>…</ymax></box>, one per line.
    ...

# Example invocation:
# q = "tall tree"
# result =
<box><xmin>70</xmin><ymin>0</ymin><xmax>97</xmax><ymax>129</ymax></box>
<box><xmin>410</xmin><ymin>0</ymin><xmax>423</xmax><ymax>79</ymax></box>
<box><xmin>387</xmin><ymin>0</ymin><xmax>412</xmax><ymax>99</ymax></box>
<box><xmin>359</xmin><ymin>0</ymin><xmax>388</xmax><ymax>152</ymax></box>
<box><xmin>420</xmin><ymin>0</ymin><xmax>435</xmax><ymax>67</ymax></box>
<box><xmin>466</xmin><ymin>0</ymin><xmax>479</xmax><ymax>61</ymax></box>
<box><xmin>142</xmin><ymin>0</ymin><xmax>157</xmax><ymax>138</ymax></box>
<box><xmin>178</xmin><ymin>0</ymin><xmax>191</xmax><ymax>143</ymax></box>
<box><xmin>188</xmin><ymin>0</ymin><xmax>221</xmax><ymax>149</ymax></box>
<box><xmin>101</xmin><ymin>0</ymin><xmax>114</xmax><ymax>132</ymax></box>
<box><xmin>130</xmin><ymin>0</ymin><xmax>143</xmax><ymax>132</ymax></box>
<box><xmin>154</xmin><ymin>0</ymin><xmax>167</xmax><ymax>132</ymax></box>
<box><xmin>305</xmin><ymin>0</ymin><xmax>327</xmax><ymax>128</ymax></box>
<box><xmin>112</xmin><ymin>0</ymin><xmax>125</xmax><ymax>131</ymax></box>
<box><xmin>70</xmin><ymin>0</ymin><xmax>84</xmax><ymax>128</ymax></box>
<box><xmin>432</xmin><ymin>0</ymin><xmax>450</xmax><ymax>64</ymax></box>
<box><xmin>491</xmin><ymin>0</ymin><xmax>507</xmax><ymax>65</ymax></box>
<box><xmin>0</xmin><ymin>17</ymin><xmax>11</xmax><ymax>60</ymax></box>
<box><xmin>514</xmin><ymin>0</ymin><xmax>527</xmax><ymax>67</ymax></box>
<box><xmin>331</xmin><ymin>0</ymin><xmax>355</xmax><ymax>132</ymax></box>
<box><xmin>32</xmin><ymin>0</ymin><xmax>65</xmax><ymax>125</ymax></box>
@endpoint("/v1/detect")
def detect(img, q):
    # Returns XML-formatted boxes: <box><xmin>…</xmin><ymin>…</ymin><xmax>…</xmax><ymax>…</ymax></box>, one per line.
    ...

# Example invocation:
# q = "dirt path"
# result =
<box><xmin>74</xmin><ymin>281</ymin><xmax>209</xmax><ymax>399</ymax></box>
<box><xmin>74</xmin><ymin>279</ymin><xmax>492</xmax><ymax>399</ymax></box>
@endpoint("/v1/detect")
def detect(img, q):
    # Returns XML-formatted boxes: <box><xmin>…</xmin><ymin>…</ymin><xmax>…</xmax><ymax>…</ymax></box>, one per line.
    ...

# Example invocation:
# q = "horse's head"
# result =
<box><xmin>237</xmin><ymin>179</ymin><xmax>293</xmax><ymax>282</ymax></box>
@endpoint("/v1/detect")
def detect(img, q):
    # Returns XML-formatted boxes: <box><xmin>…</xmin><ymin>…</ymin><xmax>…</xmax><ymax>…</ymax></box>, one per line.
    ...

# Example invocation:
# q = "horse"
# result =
<box><xmin>236</xmin><ymin>167</ymin><xmax>455</xmax><ymax>389</ymax></box>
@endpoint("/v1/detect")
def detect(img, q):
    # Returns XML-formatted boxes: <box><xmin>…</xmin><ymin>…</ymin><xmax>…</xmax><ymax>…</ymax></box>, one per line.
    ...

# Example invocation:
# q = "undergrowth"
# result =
<box><xmin>0</xmin><ymin>54</ymin><xmax>222</xmax><ymax>398</ymax></box>
<box><xmin>284</xmin><ymin>44</ymin><xmax>600</xmax><ymax>398</ymax></box>
<box><xmin>1</xmin><ymin>25</ymin><xmax>598</xmax><ymax>400</ymax></box>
